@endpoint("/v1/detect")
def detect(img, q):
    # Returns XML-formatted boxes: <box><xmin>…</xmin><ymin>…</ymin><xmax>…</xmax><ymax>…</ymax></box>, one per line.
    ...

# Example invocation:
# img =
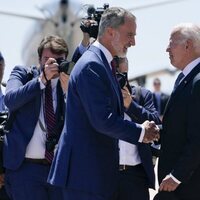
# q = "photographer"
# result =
<box><xmin>72</xmin><ymin>19</ymin><xmax>96</xmax><ymax>63</ymax></box>
<box><xmin>72</xmin><ymin>4</ymin><xmax>109</xmax><ymax>63</ymax></box>
<box><xmin>115</xmin><ymin>57</ymin><xmax>161</xmax><ymax>200</ymax></box>
<box><xmin>3</xmin><ymin>35</ymin><xmax>68</xmax><ymax>200</ymax></box>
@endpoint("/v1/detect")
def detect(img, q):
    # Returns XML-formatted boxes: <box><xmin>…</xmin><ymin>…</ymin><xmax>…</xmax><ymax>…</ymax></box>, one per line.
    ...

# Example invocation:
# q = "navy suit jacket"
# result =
<box><xmin>158</xmin><ymin>63</ymin><xmax>200</xmax><ymax>198</ymax></box>
<box><xmin>3</xmin><ymin>65</ymin><xmax>65</xmax><ymax>170</ymax></box>
<box><xmin>48</xmin><ymin>45</ymin><xmax>144</xmax><ymax>197</ymax></box>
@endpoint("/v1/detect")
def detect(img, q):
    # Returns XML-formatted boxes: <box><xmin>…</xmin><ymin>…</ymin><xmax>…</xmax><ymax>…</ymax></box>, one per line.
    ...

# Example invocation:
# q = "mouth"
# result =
<box><xmin>169</xmin><ymin>54</ymin><xmax>173</xmax><ymax>60</ymax></box>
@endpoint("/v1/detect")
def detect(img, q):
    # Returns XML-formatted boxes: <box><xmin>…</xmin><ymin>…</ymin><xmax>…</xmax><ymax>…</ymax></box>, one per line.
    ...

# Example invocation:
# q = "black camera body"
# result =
<box><xmin>56</xmin><ymin>58</ymin><xmax>75</xmax><ymax>75</ymax></box>
<box><xmin>45</xmin><ymin>136</ymin><xmax>58</xmax><ymax>152</ymax></box>
<box><xmin>116</xmin><ymin>72</ymin><xmax>128</xmax><ymax>89</ymax></box>
<box><xmin>116</xmin><ymin>72</ymin><xmax>132</xmax><ymax>94</ymax></box>
<box><xmin>80</xmin><ymin>3</ymin><xmax>109</xmax><ymax>38</ymax></box>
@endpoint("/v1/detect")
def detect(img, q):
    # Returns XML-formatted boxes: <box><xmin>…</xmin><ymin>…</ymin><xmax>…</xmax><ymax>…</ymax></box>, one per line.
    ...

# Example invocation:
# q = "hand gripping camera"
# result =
<box><xmin>80</xmin><ymin>3</ymin><xmax>109</xmax><ymax>38</ymax></box>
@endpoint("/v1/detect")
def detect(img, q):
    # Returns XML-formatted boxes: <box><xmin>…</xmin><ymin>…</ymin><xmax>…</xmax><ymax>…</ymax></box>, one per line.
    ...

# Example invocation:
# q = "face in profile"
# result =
<box><xmin>111</xmin><ymin>17</ymin><xmax>136</xmax><ymax>57</ymax></box>
<box><xmin>166</xmin><ymin>32</ymin><xmax>187</xmax><ymax>69</ymax></box>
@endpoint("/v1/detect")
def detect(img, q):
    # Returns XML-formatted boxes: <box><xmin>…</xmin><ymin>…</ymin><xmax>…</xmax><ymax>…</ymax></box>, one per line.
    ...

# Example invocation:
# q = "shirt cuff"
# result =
<box><xmin>169</xmin><ymin>173</ymin><xmax>181</xmax><ymax>184</ymax></box>
<box><xmin>38</xmin><ymin>77</ymin><xmax>46</xmax><ymax>89</ymax></box>
<box><xmin>138</xmin><ymin>124</ymin><xmax>145</xmax><ymax>143</ymax></box>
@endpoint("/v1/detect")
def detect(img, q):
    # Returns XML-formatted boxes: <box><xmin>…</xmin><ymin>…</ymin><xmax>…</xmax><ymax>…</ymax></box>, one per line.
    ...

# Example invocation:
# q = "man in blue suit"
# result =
<box><xmin>154</xmin><ymin>23</ymin><xmax>200</xmax><ymax>200</ymax></box>
<box><xmin>48</xmin><ymin>7</ymin><xmax>159</xmax><ymax>200</ymax></box>
<box><xmin>3</xmin><ymin>35</ymin><xmax>69</xmax><ymax>200</ymax></box>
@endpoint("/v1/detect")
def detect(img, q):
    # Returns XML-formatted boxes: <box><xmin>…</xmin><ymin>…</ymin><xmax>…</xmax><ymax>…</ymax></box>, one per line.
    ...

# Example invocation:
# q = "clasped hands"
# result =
<box><xmin>142</xmin><ymin>120</ymin><xmax>160</xmax><ymax>143</ymax></box>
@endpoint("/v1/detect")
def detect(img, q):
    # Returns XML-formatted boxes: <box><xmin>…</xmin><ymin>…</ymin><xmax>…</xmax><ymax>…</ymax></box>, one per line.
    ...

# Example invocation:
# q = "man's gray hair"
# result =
<box><xmin>98</xmin><ymin>7</ymin><xmax>136</xmax><ymax>37</ymax></box>
<box><xmin>172</xmin><ymin>23</ymin><xmax>200</xmax><ymax>53</ymax></box>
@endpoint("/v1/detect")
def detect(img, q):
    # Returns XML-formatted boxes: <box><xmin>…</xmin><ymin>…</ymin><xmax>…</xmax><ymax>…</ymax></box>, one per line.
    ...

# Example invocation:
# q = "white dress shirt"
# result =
<box><xmin>119</xmin><ymin>114</ymin><xmax>141</xmax><ymax>166</ymax></box>
<box><xmin>25</xmin><ymin>78</ymin><xmax>58</xmax><ymax>159</ymax></box>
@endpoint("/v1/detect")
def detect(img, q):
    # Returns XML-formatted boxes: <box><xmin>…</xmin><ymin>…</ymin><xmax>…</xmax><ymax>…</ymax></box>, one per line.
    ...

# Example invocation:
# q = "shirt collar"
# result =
<box><xmin>51</xmin><ymin>77</ymin><xmax>59</xmax><ymax>90</ymax></box>
<box><xmin>92</xmin><ymin>40</ymin><xmax>113</xmax><ymax>68</ymax></box>
<box><xmin>182</xmin><ymin>57</ymin><xmax>200</xmax><ymax>77</ymax></box>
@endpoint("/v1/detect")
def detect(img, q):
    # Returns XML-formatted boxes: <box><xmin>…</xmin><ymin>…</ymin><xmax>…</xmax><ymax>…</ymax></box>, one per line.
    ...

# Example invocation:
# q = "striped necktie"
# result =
<box><xmin>44</xmin><ymin>81</ymin><xmax>57</xmax><ymax>163</ymax></box>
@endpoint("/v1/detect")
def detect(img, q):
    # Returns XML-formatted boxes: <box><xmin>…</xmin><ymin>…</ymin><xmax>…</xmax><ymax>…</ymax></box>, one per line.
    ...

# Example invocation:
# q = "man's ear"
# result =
<box><xmin>185</xmin><ymin>39</ymin><xmax>193</xmax><ymax>49</ymax></box>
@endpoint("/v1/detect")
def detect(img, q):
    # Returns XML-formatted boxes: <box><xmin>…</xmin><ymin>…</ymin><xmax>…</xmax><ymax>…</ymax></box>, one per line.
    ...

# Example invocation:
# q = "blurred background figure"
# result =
<box><xmin>152</xmin><ymin>78</ymin><xmax>169</xmax><ymax>121</ymax></box>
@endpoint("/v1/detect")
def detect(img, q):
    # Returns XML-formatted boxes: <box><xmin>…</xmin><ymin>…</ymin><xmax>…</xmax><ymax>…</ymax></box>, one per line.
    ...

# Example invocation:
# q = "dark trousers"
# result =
<box><xmin>63</xmin><ymin>188</ymin><xmax>116</xmax><ymax>200</ymax></box>
<box><xmin>116</xmin><ymin>164</ymin><xmax>150</xmax><ymax>200</ymax></box>
<box><xmin>63</xmin><ymin>164</ymin><xmax>149</xmax><ymax>200</ymax></box>
<box><xmin>5</xmin><ymin>162</ymin><xmax>63</xmax><ymax>200</ymax></box>
<box><xmin>0</xmin><ymin>186</ymin><xmax>10</xmax><ymax>200</ymax></box>
<box><xmin>153</xmin><ymin>191</ymin><xmax>200</xmax><ymax>200</ymax></box>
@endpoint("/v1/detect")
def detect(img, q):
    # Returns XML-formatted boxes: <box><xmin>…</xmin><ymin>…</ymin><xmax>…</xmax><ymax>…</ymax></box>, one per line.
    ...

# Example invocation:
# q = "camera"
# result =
<box><xmin>56</xmin><ymin>58</ymin><xmax>75</xmax><ymax>75</ymax></box>
<box><xmin>116</xmin><ymin>72</ymin><xmax>132</xmax><ymax>94</ymax></box>
<box><xmin>45</xmin><ymin>136</ymin><xmax>58</xmax><ymax>152</ymax></box>
<box><xmin>80</xmin><ymin>3</ymin><xmax>109</xmax><ymax>38</ymax></box>
<box><xmin>116</xmin><ymin>72</ymin><xmax>128</xmax><ymax>89</ymax></box>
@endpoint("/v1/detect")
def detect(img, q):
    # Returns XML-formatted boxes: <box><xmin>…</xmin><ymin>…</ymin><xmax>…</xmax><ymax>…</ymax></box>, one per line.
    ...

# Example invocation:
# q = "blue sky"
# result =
<box><xmin>0</xmin><ymin>0</ymin><xmax>199</xmax><ymax>89</ymax></box>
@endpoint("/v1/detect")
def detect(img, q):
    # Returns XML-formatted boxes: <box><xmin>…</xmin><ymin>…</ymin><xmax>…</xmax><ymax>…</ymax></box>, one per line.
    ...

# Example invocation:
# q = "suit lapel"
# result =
<box><xmin>88</xmin><ymin>46</ymin><xmax>123</xmax><ymax>114</ymax></box>
<box><xmin>164</xmin><ymin>63</ymin><xmax>200</xmax><ymax>116</ymax></box>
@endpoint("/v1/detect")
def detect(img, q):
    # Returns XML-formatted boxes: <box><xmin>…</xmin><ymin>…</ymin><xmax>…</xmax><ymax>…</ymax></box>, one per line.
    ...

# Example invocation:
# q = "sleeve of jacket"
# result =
<box><xmin>72</xmin><ymin>47</ymin><xmax>82</xmax><ymax>63</ymax></box>
<box><xmin>125</xmin><ymin>87</ymin><xmax>161</xmax><ymax>124</ymax></box>
<box><xmin>75</xmin><ymin>61</ymin><xmax>142</xmax><ymax>145</ymax></box>
<box><xmin>4</xmin><ymin>65</ymin><xmax>41</xmax><ymax>112</ymax></box>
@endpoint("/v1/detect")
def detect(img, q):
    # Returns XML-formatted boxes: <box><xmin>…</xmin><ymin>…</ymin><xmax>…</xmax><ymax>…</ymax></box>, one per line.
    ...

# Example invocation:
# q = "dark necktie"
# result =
<box><xmin>173</xmin><ymin>72</ymin><xmax>184</xmax><ymax>91</ymax></box>
<box><xmin>44</xmin><ymin>81</ymin><xmax>57</xmax><ymax>163</ymax></box>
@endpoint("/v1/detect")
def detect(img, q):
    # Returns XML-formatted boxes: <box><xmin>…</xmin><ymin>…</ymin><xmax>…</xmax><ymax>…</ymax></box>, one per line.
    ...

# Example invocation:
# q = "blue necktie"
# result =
<box><xmin>173</xmin><ymin>72</ymin><xmax>184</xmax><ymax>91</ymax></box>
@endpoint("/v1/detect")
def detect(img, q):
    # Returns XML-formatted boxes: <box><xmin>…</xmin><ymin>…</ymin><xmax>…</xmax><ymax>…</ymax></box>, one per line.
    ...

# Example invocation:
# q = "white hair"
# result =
<box><xmin>172</xmin><ymin>23</ymin><xmax>200</xmax><ymax>53</ymax></box>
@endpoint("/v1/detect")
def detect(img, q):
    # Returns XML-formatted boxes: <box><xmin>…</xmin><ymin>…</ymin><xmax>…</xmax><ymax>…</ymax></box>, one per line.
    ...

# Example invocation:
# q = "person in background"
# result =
<box><xmin>3</xmin><ymin>35</ymin><xmax>69</xmax><ymax>200</ymax></box>
<box><xmin>154</xmin><ymin>23</ymin><xmax>200</xmax><ymax>200</ymax></box>
<box><xmin>152</xmin><ymin>78</ymin><xmax>169</xmax><ymax>121</ymax></box>
<box><xmin>0</xmin><ymin>52</ymin><xmax>10</xmax><ymax>200</ymax></box>
<box><xmin>48</xmin><ymin>7</ymin><xmax>159</xmax><ymax>200</ymax></box>
<box><xmin>71</xmin><ymin>19</ymin><xmax>96</xmax><ymax>63</ymax></box>
<box><xmin>116</xmin><ymin>57</ymin><xmax>161</xmax><ymax>200</ymax></box>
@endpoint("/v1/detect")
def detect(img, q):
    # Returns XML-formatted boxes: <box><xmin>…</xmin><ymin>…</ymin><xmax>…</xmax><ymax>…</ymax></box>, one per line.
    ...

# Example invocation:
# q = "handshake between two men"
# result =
<box><xmin>142</xmin><ymin>121</ymin><xmax>160</xmax><ymax>143</ymax></box>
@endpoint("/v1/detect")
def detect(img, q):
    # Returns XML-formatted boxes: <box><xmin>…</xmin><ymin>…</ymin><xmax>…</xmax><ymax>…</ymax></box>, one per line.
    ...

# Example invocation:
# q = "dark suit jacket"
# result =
<box><xmin>3</xmin><ymin>65</ymin><xmax>65</xmax><ymax>170</ymax></box>
<box><xmin>48</xmin><ymin>45</ymin><xmax>144</xmax><ymax>197</ymax></box>
<box><xmin>158</xmin><ymin>63</ymin><xmax>200</xmax><ymax>199</ymax></box>
<box><xmin>153</xmin><ymin>92</ymin><xmax>169</xmax><ymax>116</ymax></box>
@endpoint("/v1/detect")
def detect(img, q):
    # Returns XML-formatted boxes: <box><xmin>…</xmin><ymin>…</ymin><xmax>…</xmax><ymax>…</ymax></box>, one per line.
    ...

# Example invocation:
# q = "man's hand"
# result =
<box><xmin>41</xmin><ymin>58</ymin><xmax>59</xmax><ymax>84</ymax></box>
<box><xmin>121</xmin><ymin>87</ymin><xmax>132</xmax><ymax>109</ymax></box>
<box><xmin>159</xmin><ymin>176</ymin><xmax>179</xmax><ymax>192</ymax></box>
<box><xmin>0</xmin><ymin>173</ymin><xmax>4</xmax><ymax>188</ymax></box>
<box><xmin>142</xmin><ymin>121</ymin><xmax>160</xmax><ymax>143</ymax></box>
<box><xmin>59</xmin><ymin>72</ymin><xmax>70</xmax><ymax>94</ymax></box>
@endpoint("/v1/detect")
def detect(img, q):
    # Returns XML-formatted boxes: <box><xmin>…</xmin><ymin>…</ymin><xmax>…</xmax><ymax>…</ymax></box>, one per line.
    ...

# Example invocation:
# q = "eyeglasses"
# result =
<box><xmin>154</xmin><ymin>82</ymin><xmax>160</xmax><ymax>86</ymax></box>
